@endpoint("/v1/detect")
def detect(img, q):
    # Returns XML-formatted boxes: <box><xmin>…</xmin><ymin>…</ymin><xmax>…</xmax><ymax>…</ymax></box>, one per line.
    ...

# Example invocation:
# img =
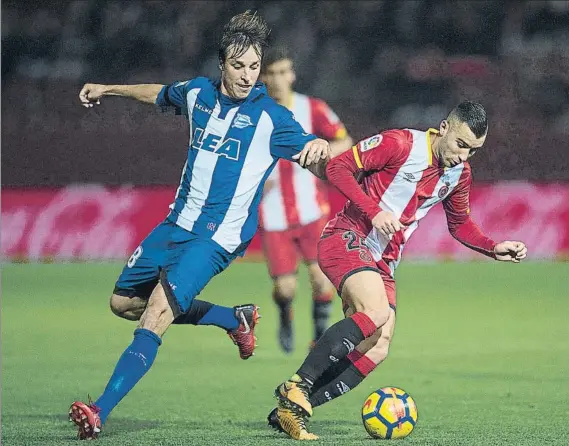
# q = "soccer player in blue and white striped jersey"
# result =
<box><xmin>70</xmin><ymin>11</ymin><xmax>330</xmax><ymax>439</ymax></box>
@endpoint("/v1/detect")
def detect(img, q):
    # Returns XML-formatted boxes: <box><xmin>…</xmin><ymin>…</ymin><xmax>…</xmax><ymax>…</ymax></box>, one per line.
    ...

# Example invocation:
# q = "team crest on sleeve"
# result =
<box><xmin>232</xmin><ymin>113</ymin><xmax>254</xmax><ymax>129</ymax></box>
<box><xmin>360</xmin><ymin>134</ymin><xmax>383</xmax><ymax>152</ymax></box>
<box><xmin>438</xmin><ymin>181</ymin><xmax>451</xmax><ymax>198</ymax></box>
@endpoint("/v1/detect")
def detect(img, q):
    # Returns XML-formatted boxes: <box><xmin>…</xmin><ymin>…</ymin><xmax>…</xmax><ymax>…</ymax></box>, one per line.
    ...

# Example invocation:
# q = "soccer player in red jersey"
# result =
<box><xmin>270</xmin><ymin>101</ymin><xmax>528</xmax><ymax>439</ymax></box>
<box><xmin>259</xmin><ymin>46</ymin><xmax>353</xmax><ymax>353</ymax></box>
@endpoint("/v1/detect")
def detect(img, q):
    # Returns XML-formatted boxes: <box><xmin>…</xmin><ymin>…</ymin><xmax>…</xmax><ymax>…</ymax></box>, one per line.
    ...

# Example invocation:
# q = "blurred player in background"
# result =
<box><xmin>269</xmin><ymin>101</ymin><xmax>528</xmax><ymax>439</ymax></box>
<box><xmin>69</xmin><ymin>11</ymin><xmax>331</xmax><ymax>440</ymax></box>
<box><xmin>259</xmin><ymin>46</ymin><xmax>353</xmax><ymax>353</ymax></box>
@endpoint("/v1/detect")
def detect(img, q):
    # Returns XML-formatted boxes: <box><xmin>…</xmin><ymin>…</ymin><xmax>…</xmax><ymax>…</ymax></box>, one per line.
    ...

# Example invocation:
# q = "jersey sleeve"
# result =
<box><xmin>443</xmin><ymin>166</ymin><xmax>496</xmax><ymax>257</ymax></box>
<box><xmin>352</xmin><ymin>130</ymin><xmax>410</xmax><ymax>171</ymax></box>
<box><xmin>309</xmin><ymin>97</ymin><xmax>348</xmax><ymax>141</ymax></box>
<box><xmin>324</xmin><ymin>131</ymin><xmax>406</xmax><ymax>220</ymax></box>
<box><xmin>270</xmin><ymin>109</ymin><xmax>317</xmax><ymax>160</ymax></box>
<box><xmin>443</xmin><ymin>168</ymin><xmax>472</xmax><ymax>226</ymax></box>
<box><xmin>155</xmin><ymin>80</ymin><xmax>193</xmax><ymax>109</ymax></box>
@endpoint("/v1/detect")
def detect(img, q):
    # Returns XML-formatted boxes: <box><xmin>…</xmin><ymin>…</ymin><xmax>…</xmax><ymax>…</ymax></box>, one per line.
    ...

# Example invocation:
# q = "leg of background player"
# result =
<box><xmin>309</xmin><ymin>309</ymin><xmax>395</xmax><ymax>407</ymax></box>
<box><xmin>307</xmin><ymin>262</ymin><xmax>334</xmax><ymax>346</ymax></box>
<box><xmin>273</xmin><ymin>275</ymin><xmax>297</xmax><ymax>353</ymax></box>
<box><xmin>260</xmin><ymin>228</ymin><xmax>299</xmax><ymax>353</ymax></box>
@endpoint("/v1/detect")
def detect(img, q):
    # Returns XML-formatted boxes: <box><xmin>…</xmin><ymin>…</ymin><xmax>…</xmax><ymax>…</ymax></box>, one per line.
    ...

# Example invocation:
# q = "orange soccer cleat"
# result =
<box><xmin>69</xmin><ymin>398</ymin><xmax>102</xmax><ymax>440</ymax></box>
<box><xmin>227</xmin><ymin>304</ymin><xmax>260</xmax><ymax>359</ymax></box>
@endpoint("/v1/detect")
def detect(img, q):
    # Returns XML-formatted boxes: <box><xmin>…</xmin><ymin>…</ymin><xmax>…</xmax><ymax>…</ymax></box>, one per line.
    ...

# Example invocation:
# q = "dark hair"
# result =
<box><xmin>218</xmin><ymin>10</ymin><xmax>271</xmax><ymax>65</ymax></box>
<box><xmin>262</xmin><ymin>45</ymin><xmax>294</xmax><ymax>72</ymax></box>
<box><xmin>447</xmin><ymin>101</ymin><xmax>488</xmax><ymax>138</ymax></box>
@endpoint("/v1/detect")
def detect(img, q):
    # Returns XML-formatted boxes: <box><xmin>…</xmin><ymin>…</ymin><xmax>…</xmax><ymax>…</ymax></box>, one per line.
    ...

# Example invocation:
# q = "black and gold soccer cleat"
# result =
<box><xmin>275</xmin><ymin>406</ymin><xmax>318</xmax><ymax>440</ymax></box>
<box><xmin>275</xmin><ymin>374</ymin><xmax>313</xmax><ymax>417</ymax></box>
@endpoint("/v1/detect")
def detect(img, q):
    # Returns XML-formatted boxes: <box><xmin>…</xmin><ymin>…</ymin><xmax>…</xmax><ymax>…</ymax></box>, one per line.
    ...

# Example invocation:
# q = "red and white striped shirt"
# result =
<box><xmin>260</xmin><ymin>92</ymin><xmax>347</xmax><ymax>231</ymax></box>
<box><xmin>325</xmin><ymin>128</ymin><xmax>496</xmax><ymax>276</ymax></box>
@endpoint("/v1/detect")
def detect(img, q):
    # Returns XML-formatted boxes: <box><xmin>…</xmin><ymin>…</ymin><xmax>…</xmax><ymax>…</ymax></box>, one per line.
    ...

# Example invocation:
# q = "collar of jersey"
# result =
<box><xmin>214</xmin><ymin>79</ymin><xmax>267</xmax><ymax>103</ymax></box>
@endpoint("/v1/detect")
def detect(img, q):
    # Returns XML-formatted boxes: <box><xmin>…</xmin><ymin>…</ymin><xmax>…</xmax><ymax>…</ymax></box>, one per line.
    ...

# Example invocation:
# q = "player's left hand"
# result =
<box><xmin>493</xmin><ymin>241</ymin><xmax>527</xmax><ymax>263</ymax></box>
<box><xmin>294</xmin><ymin>138</ymin><xmax>330</xmax><ymax>167</ymax></box>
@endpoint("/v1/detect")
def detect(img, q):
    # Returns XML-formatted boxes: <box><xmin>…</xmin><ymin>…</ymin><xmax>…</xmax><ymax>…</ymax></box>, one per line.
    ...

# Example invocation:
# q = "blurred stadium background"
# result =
<box><xmin>2</xmin><ymin>1</ymin><xmax>569</xmax><ymax>445</ymax></box>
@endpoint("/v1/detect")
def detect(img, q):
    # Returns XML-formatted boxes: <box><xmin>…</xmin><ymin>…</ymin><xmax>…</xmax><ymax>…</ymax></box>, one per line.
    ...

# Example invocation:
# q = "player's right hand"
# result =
<box><xmin>371</xmin><ymin>210</ymin><xmax>405</xmax><ymax>237</ymax></box>
<box><xmin>294</xmin><ymin>138</ymin><xmax>330</xmax><ymax>167</ymax></box>
<box><xmin>79</xmin><ymin>83</ymin><xmax>106</xmax><ymax>108</ymax></box>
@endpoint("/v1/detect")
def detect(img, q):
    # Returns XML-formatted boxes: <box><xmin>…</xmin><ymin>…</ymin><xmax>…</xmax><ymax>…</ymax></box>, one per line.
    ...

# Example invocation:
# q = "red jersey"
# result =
<box><xmin>260</xmin><ymin>92</ymin><xmax>347</xmax><ymax>231</ymax></box>
<box><xmin>325</xmin><ymin>128</ymin><xmax>496</xmax><ymax>276</ymax></box>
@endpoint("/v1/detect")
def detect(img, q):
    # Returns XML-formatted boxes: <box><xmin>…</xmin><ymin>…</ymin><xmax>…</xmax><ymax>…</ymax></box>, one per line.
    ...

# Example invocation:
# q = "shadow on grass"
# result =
<box><xmin>3</xmin><ymin>414</ymin><xmax>161</xmax><ymax>442</ymax></box>
<box><xmin>4</xmin><ymin>414</ymin><xmax>361</xmax><ymax>443</ymax></box>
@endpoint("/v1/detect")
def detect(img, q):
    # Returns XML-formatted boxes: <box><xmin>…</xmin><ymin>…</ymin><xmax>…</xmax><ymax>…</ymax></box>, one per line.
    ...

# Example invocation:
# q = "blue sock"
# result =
<box><xmin>172</xmin><ymin>300</ymin><xmax>239</xmax><ymax>331</ymax></box>
<box><xmin>95</xmin><ymin>328</ymin><xmax>161</xmax><ymax>424</ymax></box>
<box><xmin>197</xmin><ymin>305</ymin><xmax>239</xmax><ymax>331</ymax></box>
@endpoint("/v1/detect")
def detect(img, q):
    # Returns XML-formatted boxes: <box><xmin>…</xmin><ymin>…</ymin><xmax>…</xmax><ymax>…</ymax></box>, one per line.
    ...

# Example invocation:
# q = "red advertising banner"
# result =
<box><xmin>2</xmin><ymin>183</ymin><xmax>568</xmax><ymax>261</ymax></box>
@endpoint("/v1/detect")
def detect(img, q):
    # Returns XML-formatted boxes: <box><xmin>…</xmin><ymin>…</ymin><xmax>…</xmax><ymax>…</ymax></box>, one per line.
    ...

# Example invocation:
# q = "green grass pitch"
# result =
<box><xmin>2</xmin><ymin>261</ymin><xmax>568</xmax><ymax>445</ymax></box>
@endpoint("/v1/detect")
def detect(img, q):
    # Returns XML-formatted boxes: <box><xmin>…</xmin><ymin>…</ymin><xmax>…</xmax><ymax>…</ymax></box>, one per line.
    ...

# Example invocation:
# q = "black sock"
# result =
<box><xmin>172</xmin><ymin>299</ymin><xmax>213</xmax><ymax>324</ymax></box>
<box><xmin>276</xmin><ymin>298</ymin><xmax>293</xmax><ymax>327</ymax></box>
<box><xmin>296</xmin><ymin>314</ymin><xmax>374</xmax><ymax>385</ymax></box>
<box><xmin>313</xmin><ymin>300</ymin><xmax>332</xmax><ymax>341</ymax></box>
<box><xmin>310</xmin><ymin>356</ymin><xmax>351</xmax><ymax>393</ymax></box>
<box><xmin>309</xmin><ymin>361</ymin><xmax>365</xmax><ymax>408</ymax></box>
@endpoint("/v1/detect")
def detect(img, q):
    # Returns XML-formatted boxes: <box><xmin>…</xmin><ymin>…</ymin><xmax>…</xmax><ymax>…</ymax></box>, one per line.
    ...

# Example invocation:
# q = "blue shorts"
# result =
<box><xmin>114</xmin><ymin>218</ymin><xmax>240</xmax><ymax>317</ymax></box>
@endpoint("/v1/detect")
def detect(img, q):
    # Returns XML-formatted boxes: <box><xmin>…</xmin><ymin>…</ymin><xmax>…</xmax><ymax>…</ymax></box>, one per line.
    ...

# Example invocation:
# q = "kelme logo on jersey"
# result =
<box><xmin>232</xmin><ymin>113</ymin><xmax>253</xmax><ymax>129</ymax></box>
<box><xmin>191</xmin><ymin>128</ymin><xmax>241</xmax><ymax>160</ymax></box>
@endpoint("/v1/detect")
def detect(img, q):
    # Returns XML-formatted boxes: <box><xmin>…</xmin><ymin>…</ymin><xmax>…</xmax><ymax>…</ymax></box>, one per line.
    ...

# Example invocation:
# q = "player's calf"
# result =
<box><xmin>307</xmin><ymin>309</ymin><xmax>395</xmax><ymax>409</ymax></box>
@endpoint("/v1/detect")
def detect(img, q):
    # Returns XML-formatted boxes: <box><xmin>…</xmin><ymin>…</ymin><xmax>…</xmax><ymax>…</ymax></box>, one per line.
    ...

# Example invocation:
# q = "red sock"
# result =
<box><xmin>350</xmin><ymin>312</ymin><xmax>376</xmax><ymax>338</ymax></box>
<box><xmin>347</xmin><ymin>350</ymin><xmax>376</xmax><ymax>376</ymax></box>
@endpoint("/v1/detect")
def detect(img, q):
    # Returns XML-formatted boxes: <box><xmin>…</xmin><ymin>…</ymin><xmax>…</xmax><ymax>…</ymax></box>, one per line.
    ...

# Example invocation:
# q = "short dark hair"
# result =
<box><xmin>262</xmin><ymin>45</ymin><xmax>294</xmax><ymax>72</ymax></box>
<box><xmin>447</xmin><ymin>101</ymin><xmax>488</xmax><ymax>138</ymax></box>
<box><xmin>218</xmin><ymin>10</ymin><xmax>271</xmax><ymax>65</ymax></box>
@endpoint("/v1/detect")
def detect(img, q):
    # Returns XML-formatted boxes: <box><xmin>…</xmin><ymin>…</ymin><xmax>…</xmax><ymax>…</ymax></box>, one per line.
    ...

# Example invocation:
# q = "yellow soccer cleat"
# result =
<box><xmin>276</xmin><ymin>406</ymin><xmax>319</xmax><ymax>440</ymax></box>
<box><xmin>275</xmin><ymin>374</ymin><xmax>313</xmax><ymax>416</ymax></box>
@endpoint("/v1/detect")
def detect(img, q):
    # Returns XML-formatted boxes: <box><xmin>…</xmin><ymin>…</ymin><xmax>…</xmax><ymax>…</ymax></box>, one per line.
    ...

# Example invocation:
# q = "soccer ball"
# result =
<box><xmin>361</xmin><ymin>387</ymin><xmax>418</xmax><ymax>439</ymax></box>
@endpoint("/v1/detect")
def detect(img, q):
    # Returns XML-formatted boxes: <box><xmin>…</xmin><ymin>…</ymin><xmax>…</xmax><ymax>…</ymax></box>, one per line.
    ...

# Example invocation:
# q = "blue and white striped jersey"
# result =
<box><xmin>156</xmin><ymin>77</ymin><xmax>317</xmax><ymax>254</ymax></box>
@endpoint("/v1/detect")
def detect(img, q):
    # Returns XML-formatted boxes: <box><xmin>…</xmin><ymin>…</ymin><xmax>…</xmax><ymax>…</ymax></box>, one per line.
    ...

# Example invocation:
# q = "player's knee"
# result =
<box><xmin>311</xmin><ymin>275</ymin><xmax>332</xmax><ymax>298</ymax></box>
<box><xmin>274</xmin><ymin>275</ymin><xmax>297</xmax><ymax>301</ymax></box>
<box><xmin>110</xmin><ymin>294</ymin><xmax>133</xmax><ymax>319</ymax></box>
<box><xmin>110</xmin><ymin>294</ymin><xmax>146</xmax><ymax>321</ymax></box>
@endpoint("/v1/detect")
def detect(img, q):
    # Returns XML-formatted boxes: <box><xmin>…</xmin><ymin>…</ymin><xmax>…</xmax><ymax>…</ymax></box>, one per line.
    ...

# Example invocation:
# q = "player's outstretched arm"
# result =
<box><xmin>443</xmin><ymin>172</ymin><xmax>527</xmax><ymax>262</ymax></box>
<box><xmin>79</xmin><ymin>83</ymin><xmax>165</xmax><ymax>108</ymax></box>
